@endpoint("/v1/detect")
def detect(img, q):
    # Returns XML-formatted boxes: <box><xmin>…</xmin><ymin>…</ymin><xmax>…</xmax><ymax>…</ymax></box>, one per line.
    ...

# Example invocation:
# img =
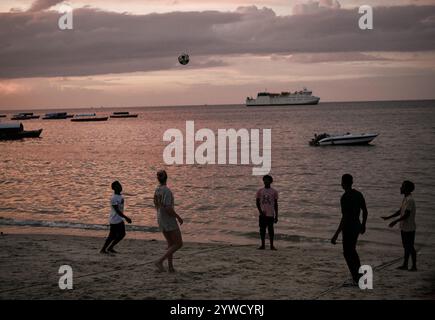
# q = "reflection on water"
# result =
<box><xmin>1</xmin><ymin>101</ymin><xmax>435</xmax><ymax>246</ymax></box>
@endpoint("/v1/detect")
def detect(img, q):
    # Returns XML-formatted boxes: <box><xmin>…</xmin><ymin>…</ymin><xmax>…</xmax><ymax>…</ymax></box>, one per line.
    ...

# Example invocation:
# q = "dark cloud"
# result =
<box><xmin>0</xmin><ymin>5</ymin><xmax>435</xmax><ymax>78</ymax></box>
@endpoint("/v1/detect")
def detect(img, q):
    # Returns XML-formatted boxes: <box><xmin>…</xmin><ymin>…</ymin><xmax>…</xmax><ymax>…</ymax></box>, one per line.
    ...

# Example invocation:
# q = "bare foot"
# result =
<box><xmin>154</xmin><ymin>261</ymin><xmax>166</xmax><ymax>273</ymax></box>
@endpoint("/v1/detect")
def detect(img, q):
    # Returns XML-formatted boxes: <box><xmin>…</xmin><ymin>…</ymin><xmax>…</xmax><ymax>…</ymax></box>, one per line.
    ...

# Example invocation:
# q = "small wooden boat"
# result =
<box><xmin>0</xmin><ymin>123</ymin><xmax>43</xmax><ymax>140</ymax></box>
<box><xmin>43</xmin><ymin>112</ymin><xmax>68</xmax><ymax>120</ymax></box>
<box><xmin>110</xmin><ymin>111</ymin><xmax>138</xmax><ymax>118</ymax></box>
<box><xmin>11</xmin><ymin>112</ymin><xmax>40</xmax><ymax>120</ymax></box>
<box><xmin>0</xmin><ymin>114</ymin><xmax>6</xmax><ymax>118</ymax></box>
<box><xmin>71</xmin><ymin>113</ymin><xmax>108</xmax><ymax>122</ymax></box>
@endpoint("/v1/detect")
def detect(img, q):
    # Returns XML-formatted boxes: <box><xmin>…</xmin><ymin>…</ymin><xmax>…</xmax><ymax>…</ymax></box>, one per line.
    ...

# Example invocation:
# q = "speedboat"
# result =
<box><xmin>71</xmin><ymin>113</ymin><xmax>108</xmax><ymax>122</ymax></box>
<box><xmin>0</xmin><ymin>122</ymin><xmax>43</xmax><ymax>140</ymax></box>
<box><xmin>309</xmin><ymin>133</ymin><xmax>378</xmax><ymax>146</ymax></box>
<box><xmin>110</xmin><ymin>111</ymin><xmax>138</xmax><ymax>118</ymax></box>
<box><xmin>43</xmin><ymin>112</ymin><xmax>68</xmax><ymax>120</ymax></box>
<box><xmin>11</xmin><ymin>112</ymin><xmax>40</xmax><ymax>120</ymax></box>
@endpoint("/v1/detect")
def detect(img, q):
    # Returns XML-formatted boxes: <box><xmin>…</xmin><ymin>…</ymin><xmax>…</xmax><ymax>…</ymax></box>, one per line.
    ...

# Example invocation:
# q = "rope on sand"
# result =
<box><xmin>0</xmin><ymin>243</ymin><xmax>243</xmax><ymax>295</ymax></box>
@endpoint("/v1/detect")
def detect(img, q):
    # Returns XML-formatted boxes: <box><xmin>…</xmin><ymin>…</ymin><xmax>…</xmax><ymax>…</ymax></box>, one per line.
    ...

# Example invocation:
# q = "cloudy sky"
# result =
<box><xmin>1</xmin><ymin>0</ymin><xmax>435</xmax><ymax>109</ymax></box>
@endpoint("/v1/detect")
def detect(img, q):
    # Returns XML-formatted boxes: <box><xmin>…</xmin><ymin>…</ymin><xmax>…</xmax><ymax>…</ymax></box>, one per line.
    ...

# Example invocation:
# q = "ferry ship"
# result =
<box><xmin>246</xmin><ymin>88</ymin><xmax>320</xmax><ymax>106</ymax></box>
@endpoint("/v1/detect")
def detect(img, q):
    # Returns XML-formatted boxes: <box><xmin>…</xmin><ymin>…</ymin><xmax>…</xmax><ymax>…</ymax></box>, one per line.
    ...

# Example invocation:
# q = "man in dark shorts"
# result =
<box><xmin>256</xmin><ymin>175</ymin><xmax>279</xmax><ymax>250</ymax></box>
<box><xmin>331</xmin><ymin>174</ymin><xmax>368</xmax><ymax>284</ymax></box>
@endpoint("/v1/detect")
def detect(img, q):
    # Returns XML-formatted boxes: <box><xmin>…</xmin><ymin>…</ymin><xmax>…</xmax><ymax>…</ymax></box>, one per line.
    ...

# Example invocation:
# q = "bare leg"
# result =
<box><xmin>155</xmin><ymin>229</ymin><xmax>183</xmax><ymax>272</ymax></box>
<box><xmin>163</xmin><ymin>231</ymin><xmax>174</xmax><ymax>272</ymax></box>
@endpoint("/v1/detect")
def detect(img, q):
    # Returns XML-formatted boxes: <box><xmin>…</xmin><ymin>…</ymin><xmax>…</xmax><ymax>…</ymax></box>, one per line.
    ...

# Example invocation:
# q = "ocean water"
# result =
<box><xmin>1</xmin><ymin>100</ymin><xmax>435</xmax><ymax>247</ymax></box>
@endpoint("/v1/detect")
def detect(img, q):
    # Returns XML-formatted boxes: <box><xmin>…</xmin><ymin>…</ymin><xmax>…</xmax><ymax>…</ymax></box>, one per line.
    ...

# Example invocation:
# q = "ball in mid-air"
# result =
<box><xmin>178</xmin><ymin>53</ymin><xmax>190</xmax><ymax>65</ymax></box>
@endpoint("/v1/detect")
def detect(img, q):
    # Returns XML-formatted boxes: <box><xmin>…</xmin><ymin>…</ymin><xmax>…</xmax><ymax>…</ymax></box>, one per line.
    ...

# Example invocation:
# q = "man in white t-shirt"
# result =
<box><xmin>100</xmin><ymin>181</ymin><xmax>132</xmax><ymax>254</ymax></box>
<box><xmin>383</xmin><ymin>180</ymin><xmax>417</xmax><ymax>271</ymax></box>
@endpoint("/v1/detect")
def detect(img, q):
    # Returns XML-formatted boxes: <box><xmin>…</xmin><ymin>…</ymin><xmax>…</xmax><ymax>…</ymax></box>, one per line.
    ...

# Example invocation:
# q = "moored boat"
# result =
<box><xmin>0</xmin><ymin>122</ymin><xmax>43</xmax><ymax>140</ymax></box>
<box><xmin>43</xmin><ymin>112</ymin><xmax>68</xmax><ymax>120</ymax></box>
<box><xmin>309</xmin><ymin>133</ymin><xmax>378</xmax><ymax>146</ymax></box>
<box><xmin>110</xmin><ymin>111</ymin><xmax>138</xmax><ymax>118</ymax></box>
<box><xmin>11</xmin><ymin>112</ymin><xmax>40</xmax><ymax>120</ymax></box>
<box><xmin>71</xmin><ymin>113</ymin><xmax>108</xmax><ymax>122</ymax></box>
<box><xmin>0</xmin><ymin>114</ymin><xmax>6</xmax><ymax>118</ymax></box>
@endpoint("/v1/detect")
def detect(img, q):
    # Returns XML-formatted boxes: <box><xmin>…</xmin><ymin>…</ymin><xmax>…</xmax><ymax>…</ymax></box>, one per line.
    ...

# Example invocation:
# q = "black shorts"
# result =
<box><xmin>259</xmin><ymin>215</ymin><xmax>274</xmax><ymax>228</ymax></box>
<box><xmin>109</xmin><ymin>221</ymin><xmax>126</xmax><ymax>238</ymax></box>
<box><xmin>401</xmin><ymin>230</ymin><xmax>415</xmax><ymax>249</ymax></box>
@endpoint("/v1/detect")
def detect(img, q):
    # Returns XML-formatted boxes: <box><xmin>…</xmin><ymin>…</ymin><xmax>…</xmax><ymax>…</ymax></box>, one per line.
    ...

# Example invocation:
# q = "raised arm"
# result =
<box><xmin>382</xmin><ymin>209</ymin><xmax>400</xmax><ymax>220</ymax></box>
<box><xmin>389</xmin><ymin>209</ymin><xmax>410</xmax><ymax>228</ymax></box>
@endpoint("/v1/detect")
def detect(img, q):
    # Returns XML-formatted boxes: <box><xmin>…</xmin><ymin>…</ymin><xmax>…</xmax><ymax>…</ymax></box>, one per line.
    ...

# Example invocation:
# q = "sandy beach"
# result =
<box><xmin>1</xmin><ymin>230</ymin><xmax>434</xmax><ymax>300</ymax></box>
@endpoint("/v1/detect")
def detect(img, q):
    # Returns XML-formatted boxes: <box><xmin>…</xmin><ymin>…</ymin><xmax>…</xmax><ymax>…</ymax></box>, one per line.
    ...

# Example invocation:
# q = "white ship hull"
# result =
<box><xmin>246</xmin><ymin>96</ymin><xmax>320</xmax><ymax>106</ymax></box>
<box><xmin>246</xmin><ymin>88</ymin><xmax>320</xmax><ymax>106</ymax></box>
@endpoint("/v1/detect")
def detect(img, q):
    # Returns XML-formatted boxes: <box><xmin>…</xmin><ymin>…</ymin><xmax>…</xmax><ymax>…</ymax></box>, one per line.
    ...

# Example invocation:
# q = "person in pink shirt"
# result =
<box><xmin>256</xmin><ymin>175</ymin><xmax>279</xmax><ymax>250</ymax></box>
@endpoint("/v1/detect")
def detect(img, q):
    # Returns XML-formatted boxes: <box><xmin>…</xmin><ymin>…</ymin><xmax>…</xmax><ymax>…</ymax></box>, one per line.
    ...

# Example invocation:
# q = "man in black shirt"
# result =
<box><xmin>331</xmin><ymin>174</ymin><xmax>368</xmax><ymax>284</ymax></box>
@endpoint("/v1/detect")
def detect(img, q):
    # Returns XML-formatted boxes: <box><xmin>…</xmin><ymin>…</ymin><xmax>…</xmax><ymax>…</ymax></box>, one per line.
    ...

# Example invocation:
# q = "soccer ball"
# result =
<box><xmin>178</xmin><ymin>53</ymin><xmax>190</xmax><ymax>65</ymax></box>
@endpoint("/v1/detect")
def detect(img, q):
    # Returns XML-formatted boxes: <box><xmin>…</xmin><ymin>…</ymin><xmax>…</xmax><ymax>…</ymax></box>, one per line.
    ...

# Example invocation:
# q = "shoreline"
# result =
<box><xmin>1</xmin><ymin>232</ymin><xmax>434</xmax><ymax>300</ymax></box>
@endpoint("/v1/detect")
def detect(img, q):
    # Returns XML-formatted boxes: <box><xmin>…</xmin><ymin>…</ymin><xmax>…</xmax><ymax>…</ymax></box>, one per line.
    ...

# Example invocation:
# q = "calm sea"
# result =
<box><xmin>1</xmin><ymin>101</ymin><xmax>435</xmax><ymax>247</ymax></box>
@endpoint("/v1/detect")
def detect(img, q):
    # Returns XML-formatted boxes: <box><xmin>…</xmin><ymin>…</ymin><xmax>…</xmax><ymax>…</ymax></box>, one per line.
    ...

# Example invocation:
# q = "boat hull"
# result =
<box><xmin>71</xmin><ymin>117</ymin><xmax>108</xmax><ymax>122</ymax></box>
<box><xmin>110</xmin><ymin>114</ymin><xmax>138</xmax><ymax>118</ymax></box>
<box><xmin>43</xmin><ymin>116</ymin><xmax>68</xmax><ymax>120</ymax></box>
<box><xmin>0</xmin><ymin>129</ymin><xmax>42</xmax><ymax>140</ymax></box>
<box><xmin>11</xmin><ymin>116</ymin><xmax>40</xmax><ymax>120</ymax></box>
<box><xmin>313</xmin><ymin>134</ymin><xmax>378</xmax><ymax>146</ymax></box>
<box><xmin>246</xmin><ymin>98</ymin><xmax>320</xmax><ymax>107</ymax></box>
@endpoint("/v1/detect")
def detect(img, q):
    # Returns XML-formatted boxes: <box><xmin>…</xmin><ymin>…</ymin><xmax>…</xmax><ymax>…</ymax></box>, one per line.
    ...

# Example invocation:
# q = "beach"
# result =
<box><xmin>1</xmin><ymin>101</ymin><xmax>435</xmax><ymax>300</ymax></box>
<box><xmin>1</xmin><ymin>230</ymin><xmax>434</xmax><ymax>300</ymax></box>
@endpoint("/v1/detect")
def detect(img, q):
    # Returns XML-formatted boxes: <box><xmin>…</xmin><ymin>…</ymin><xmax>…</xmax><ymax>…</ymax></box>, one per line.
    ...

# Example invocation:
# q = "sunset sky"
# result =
<box><xmin>1</xmin><ymin>0</ymin><xmax>435</xmax><ymax>109</ymax></box>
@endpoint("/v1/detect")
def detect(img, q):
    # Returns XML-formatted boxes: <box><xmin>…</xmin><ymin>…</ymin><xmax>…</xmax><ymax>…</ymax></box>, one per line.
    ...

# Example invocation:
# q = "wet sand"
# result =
<box><xmin>1</xmin><ymin>232</ymin><xmax>434</xmax><ymax>300</ymax></box>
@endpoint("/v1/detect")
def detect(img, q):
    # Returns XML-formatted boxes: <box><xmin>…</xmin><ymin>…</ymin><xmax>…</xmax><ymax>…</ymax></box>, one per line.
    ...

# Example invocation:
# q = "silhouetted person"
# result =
<box><xmin>256</xmin><ymin>175</ymin><xmax>278</xmax><ymax>250</ymax></box>
<box><xmin>153</xmin><ymin>170</ymin><xmax>183</xmax><ymax>273</ymax></box>
<box><xmin>101</xmin><ymin>181</ymin><xmax>132</xmax><ymax>254</ymax></box>
<box><xmin>382</xmin><ymin>180</ymin><xmax>417</xmax><ymax>271</ymax></box>
<box><xmin>331</xmin><ymin>174</ymin><xmax>368</xmax><ymax>284</ymax></box>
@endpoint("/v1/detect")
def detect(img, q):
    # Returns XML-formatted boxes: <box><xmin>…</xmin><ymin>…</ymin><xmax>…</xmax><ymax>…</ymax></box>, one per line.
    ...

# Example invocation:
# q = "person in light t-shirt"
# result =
<box><xmin>383</xmin><ymin>180</ymin><xmax>417</xmax><ymax>271</ymax></box>
<box><xmin>100</xmin><ymin>181</ymin><xmax>132</xmax><ymax>254</ymax></box>
<box><xmin>256</xmin><ymin>175</ymin><xmax>279</xmax><ymax>250</ymax></box>
<box><xmin>153</xmin><ymin>170</ymin><xmax>183</xmax><ymax>273</ymax></box>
